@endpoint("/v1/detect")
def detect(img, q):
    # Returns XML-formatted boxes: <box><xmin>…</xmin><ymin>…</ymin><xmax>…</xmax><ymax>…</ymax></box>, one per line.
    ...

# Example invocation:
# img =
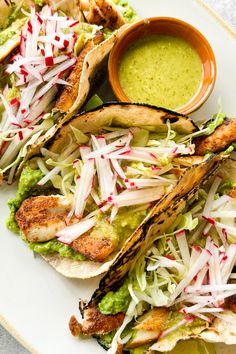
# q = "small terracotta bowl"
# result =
<box><xmin>108</xmin><ymin>17</ymin><xmax>216</xmax><ymax>115</ymax></box>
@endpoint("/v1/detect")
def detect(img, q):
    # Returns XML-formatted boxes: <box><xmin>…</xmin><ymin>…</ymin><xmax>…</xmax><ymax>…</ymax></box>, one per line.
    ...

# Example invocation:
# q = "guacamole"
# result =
<box><xmin>113</xmin><ymin>208</ymin><xmax>147</xmax><ymax>246</ymax></box>
<box><xmin>98</xmin><ymin>280</ymin><xmax>131</xmax><ymax>315</ymax></box>
<box><xmin>162</xmin><ymin>312</ymin><xmax>206</xmax><ymax>343</ymax></box>
<box><xmin>7</xmin><ymin>166</ymin><xmax>44</xmax><ymax>233</ymax></box>
<box><xmin>26</xmin><ymin>237</ymin><xmax>86</xmax><ymax>261</ymax></box>
<box><xmin>114</xmin><ymin>0</ymin><xmax>138</xmax><ymax>22</ymax></box>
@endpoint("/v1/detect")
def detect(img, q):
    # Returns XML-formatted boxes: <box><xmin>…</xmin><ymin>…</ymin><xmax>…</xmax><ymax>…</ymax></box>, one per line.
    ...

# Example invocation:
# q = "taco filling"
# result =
<box><xmin>13</xmin><ymin>119</ymin><xmax>195</xmax><ymax>263</ymax></box>
<box><xmin>0</xmin><ymin>0</ymin><xmax>135</xmax><ymax>183</ymax></box>
<box><xmin>69</xmin><ymin>158</ymin><xmax>236</xmax><ymax>352</ymax></box>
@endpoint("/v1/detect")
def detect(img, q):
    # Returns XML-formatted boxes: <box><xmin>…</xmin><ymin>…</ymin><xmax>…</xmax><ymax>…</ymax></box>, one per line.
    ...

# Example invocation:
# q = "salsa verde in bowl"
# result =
<box><xmin>108</xmin><ymin>17</ymin><xmax>216</xmax><ymax>115</ymax></box>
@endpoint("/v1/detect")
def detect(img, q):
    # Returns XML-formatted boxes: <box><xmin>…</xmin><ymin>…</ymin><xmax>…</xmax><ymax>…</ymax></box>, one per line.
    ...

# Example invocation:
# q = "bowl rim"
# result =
<box><xmin>108</xmin><ymin>16</ymin><xmax>217</xmax><ymax>115</ymax></box>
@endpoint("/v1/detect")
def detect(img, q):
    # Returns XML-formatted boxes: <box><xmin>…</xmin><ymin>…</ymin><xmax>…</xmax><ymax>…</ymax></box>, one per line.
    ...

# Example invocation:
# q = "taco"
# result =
<box><xmin>7</xmin><ymin>103</ymin><xmax>234</xmax><ymax>279</ymax></box>
<box><xmin>0</xmin><ymin>0</ymin><xmax>135</xmax><ymax>184</ymax></box>
<box><xmin>69</xmin><ymin>157</ymin><xmax>236</xmax><ymax>353</ymax></box>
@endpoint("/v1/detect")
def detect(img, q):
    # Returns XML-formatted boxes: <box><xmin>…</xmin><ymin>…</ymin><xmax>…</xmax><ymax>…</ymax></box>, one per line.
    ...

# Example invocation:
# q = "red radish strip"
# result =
<box><xmin>31</xmin><ymin>74</ymin><xmax>61</xmax><ymax>104</ymax></box>
<box><xmin>167</xmin><ymin>239</ymin><xmax>180</xmax><ymax>260</ymax></box>
<box><xmin>185</xmin><ymin>284</ymin><xmax>236</xmax><ymax>293</ymax></box>
<box><xmin>107</xmin><ymin>149</ymin><xmax>160</xmax><ymax>165</ymax></box>
<box><xmin>90</xmin><ymin>189</ymin><xmax>101</xmax><ymax>206</ymax></box>
<box><xmin>194</xmin><ymin>313</ymin><xmax>212</xmax><ymax>323</ymax></box>
<box><xmin>221</xmin><ymin>244</ymin><xmax>236</xmax><ymax>283</ymax></box>
<box><xmin>210</xmin><ymin>211</ymin><xmax>236</xmax><ymax>218</ymax></box>
<box><xmin>202</xmin><ymin>176</ymin><xmax>222</xmax><ymax>215</ymax></box>
<box><xmin>56</xmin><ymin>217</ymin><xmax>96</xmax><ymax>244</ymax></box>
<box><xmin>189</xmin><ymin>245</ymin><xmax>201</xmax><ymax>268</ymax></box>
<box><xmin>181</xmin><ymin>303</ymin><xmax>207</xmax><ymax>314</ymax></box>
<box><xmin>37</xmin><ymin>166</ymin><xmax>61</xmax><ymax>185</ymax></box>
<box><xmin>6</xmin><ymin>57</ymin><xmax>46</xmax><ymax>73</ymax></box>
<box><xmin>0</xmin><ymin>127</ymin><xmax>42</xmax><ymax>169</ymax></box>
<box><xmin>0</xmin><ymin>94</ymin><xmax>18</xmax><ymax>126</ymax></box>
<box><xmin>26</xmin><ymin>86</ymin><xmax>57</xmax><ymax>123</ymax></box>
<box><xmin>65</xmin><ymin>205</ymin><xmax>75</xmax><ymax>226</ymax></box>
<box><xmin>124</xmin><ymin>178</ymin><xmax>173</xmax><ymax>189</ymax></box>
<box><xmin>86</xmin><ymin>134</ymin><xmax>131</xmax><ymax>159</ymax></box>
<box><xmin>24</xmin><ymin>64</ymin><xmax>43</xmax><ymax>82</ymax></box>
<box><xmin>31</xmin><ymin>7</ymin><xmax>40</xmax><ymax>57</ymax></box>
<box><xmin>215</xmin><ymin>226</ymin><xmax>228</xmax><ymax>249</ymax></box>
<box><xmin>176</xmin><ymin>230</ymin><xmax>190</xmax><ymax>266</ymax></box>
<box><xmin>230</xmin><ymin>273</ymin><xmax>236</xmax><ymax>279</ymax></box>
<box><xmin>111</xmin><ymin>159</ymin><xmax>126</xmax><ymax>179</ymax></box>
<box><xmin>74</xmin><ymin>147</ymin><xmax>95</xmax><ymax>218</ymax></box>
<box><xmin>43</xmin><ymin>57</ymin><xmax>76</xmax><ymax>81</ymax></box>
<box><xmin>92</xmin><ymin>136</ymin><xmax>115</xmax><ymax>201</ymax></box>
<box><xmin>212</xmin><ymin>195</ymin><xmax>231</xmax><ymax>210</ymax></box>
<box><xmin>110</xmin><ymin>206</ymin><xmax>118</xmax><ymax>223</ymax></box>
<box><xmin>188</xmin><ymin>290</ymin><xmax>236</xmax><ymax>305</ymax></box>
<box><xmin>110</xmin><ymin>187</ymin><xmax>164</xmax><ymax>208</ymax></box>
<box><xmin>212</xmin><ymin>242</ymin><xmax>222</xmax><ymax>295</ymax></box>
<box><xmin>193</xmin><ymin>266</ymin><xmax>208</xmax><ymax>288</ymax></box>
<box><xmin>196</xmin><ymin>307</ymin><xmax>223</xmax><ymax>313</ymax></box>
<box><xmin>203</xmin><ymin>220</ymin><xmax>213</xmax><ymax>235</ymax></box>
<box><xmin>69</xmin><ymin>20</ymin><xmax>80</xmax><ymax>28</ymax></box>
<box><xmin>213</xmin><ymin>220</ymin><xmax>236</xmax><ymax>237</ymax></box>
<box><xmin>170</xmin><ymin>249</ymin><xmax>212</xmax><ymax>304</ymax></box>
<box><xmin>158</xmin><ymin>317</ymin><xmax>194</xmax><ymax>339</ymax></box>
<box><xmin>57</xmin><ymin>79</ymin><xmax>71</xmax><ymax>86</ymax></box>
<box><xmin>208</xmin><ymin>241</ymin><xmax>218</xmax><ymax>299</ymax></box>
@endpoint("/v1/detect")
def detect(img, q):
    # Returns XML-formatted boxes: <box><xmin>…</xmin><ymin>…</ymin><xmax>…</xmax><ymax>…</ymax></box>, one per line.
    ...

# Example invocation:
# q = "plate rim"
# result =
<box><xmin>1</xmin><ymin>0</ymin><xmax>235</xmax><ymax>352</ymax></box>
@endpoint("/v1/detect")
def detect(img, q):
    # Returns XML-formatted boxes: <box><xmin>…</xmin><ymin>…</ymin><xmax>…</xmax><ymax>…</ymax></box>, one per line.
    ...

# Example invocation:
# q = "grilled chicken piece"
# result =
<box><xmin>80</xmin><ymin>0</ymin><xmax>105</xmax><ymax>25</ymax></box>
<box><xmin>15</xmin><ymin>195</ymin><xmax>73</xmax><ymax>242</ymax></box>
<box><xmin>55</xmin><ymin>31</ymin><xmax>104</xmax><ymax>112</ymax></box>
<box><xmin>69</xmin><ymin>303</ymin><xmax>125</xmax><ymax>336</ymax></box>
<box><xmin>125</xmin><ymin>308</ymin><xmax>169</xmax><ymax>349</ymax></box>
<box><xmin>194</xmin><ymin>118</ymin><xmax>236</xmax><ymax>155</ymax></box>
<box><xmin>72</xmin><ymin>218</ymin><xmax>119</xmax><ymax>262</ymax></box>
<box><xmin>16</xmin><ymin>195</ymin><xmax>118</xmax><ymax>262</ymax></box>
<box><xmin>80</xmin><ymin>0</ymin><xmax>125</xmax><ymax>29</ymax></box>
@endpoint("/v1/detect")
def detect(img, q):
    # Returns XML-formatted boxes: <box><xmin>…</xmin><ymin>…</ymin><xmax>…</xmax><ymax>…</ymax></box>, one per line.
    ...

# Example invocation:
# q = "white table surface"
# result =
<box><xmin>0</xmin><ymin>1</ymin><xmax>235</xmax><ymax>353</ymax></box>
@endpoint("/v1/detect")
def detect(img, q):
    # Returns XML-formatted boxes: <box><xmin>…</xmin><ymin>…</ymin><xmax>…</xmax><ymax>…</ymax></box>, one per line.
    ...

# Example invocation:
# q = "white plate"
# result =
<box><xmin>0</xmin><ymin>1</ymin><xmax>236</xmax><ymax>353</ymax></box>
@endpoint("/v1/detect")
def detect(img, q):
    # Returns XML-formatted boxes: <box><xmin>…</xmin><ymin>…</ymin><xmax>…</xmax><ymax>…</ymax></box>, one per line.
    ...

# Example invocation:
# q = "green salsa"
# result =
<box><xmin>119</xmin><ymin>34</ymin><xmax>203</xmax><ymax>110</ymax></box>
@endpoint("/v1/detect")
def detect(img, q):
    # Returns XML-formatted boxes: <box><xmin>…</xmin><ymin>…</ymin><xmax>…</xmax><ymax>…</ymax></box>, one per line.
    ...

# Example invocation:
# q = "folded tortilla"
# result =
<box><xmin>69</xmin><ymin>158</ymin><xmax>236</xmax><ymax>352</ymax></box>
<box><xmin>10</xmin><ymin>103</ymin><xmax>233</xmax><ymax>280</ymax></box>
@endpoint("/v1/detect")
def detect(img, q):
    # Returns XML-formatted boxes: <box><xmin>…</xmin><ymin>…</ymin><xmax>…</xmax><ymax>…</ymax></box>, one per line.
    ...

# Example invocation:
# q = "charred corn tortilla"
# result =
<box><xmin>9</xmin><ymin>104</ymin><xmax>234</xmax><ymax>280</ymax></box>
<box><xmin>70</xmin><ymin>159</ymin><xmax>236</xmax><ymax>352</ymax></box>
<box><xmin>0</xmin><ymin>0</ymin><xmax>133</xmax><ymax>183</ymax></box>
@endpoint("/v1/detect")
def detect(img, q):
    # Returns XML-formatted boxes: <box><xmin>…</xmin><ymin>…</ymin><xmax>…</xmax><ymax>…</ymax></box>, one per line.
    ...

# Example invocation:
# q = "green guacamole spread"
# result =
<box><xmin>163</xmin><ymin>312</ymin><xmax>206</xmax><ymax>343</ymax></box>
<box><xmin>24</xmin><ymin>236</ymin><xmax>86</xmax><ymax>261</ymax></box>
<box><xmin>113</xmin><ymin>208</ymin><xmax>147</xmax><ymax>246</ymax></box>
<box><xmin>119</xmin><ymin>34</ymin><xmax>203</xmax><ymax>110</ymax></box>
<box><xmin>7</xmin><ymin>166</ymin><xmax>43</xmax><ymax>233</ymax></box>
<box><xmin>114</xmin><ymin>0</ymin><xmax>138</xmax><ymax>22</ymax></box>
<box><xmin>98</xmin><ymin>280</ymin><xmax>131</xmax><ymax>315</ymax></box>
